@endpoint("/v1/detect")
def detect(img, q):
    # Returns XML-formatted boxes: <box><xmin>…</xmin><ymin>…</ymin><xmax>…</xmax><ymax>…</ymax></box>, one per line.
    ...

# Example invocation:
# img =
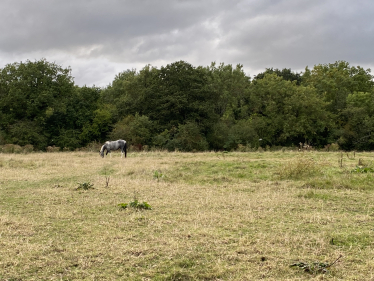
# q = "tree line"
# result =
<box><xmin>0</xmin><ymin>59</ymin><xmax>373</xmax><ymax>151</ymax></box>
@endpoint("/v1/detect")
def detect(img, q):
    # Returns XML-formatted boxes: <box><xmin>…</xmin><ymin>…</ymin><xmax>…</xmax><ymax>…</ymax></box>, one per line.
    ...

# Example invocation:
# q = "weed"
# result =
<box><xmin>118</xmin><ymin>191</ymin><xmax>152</xmax><ymax>210</ymax></box>
<box><xmin>99</xmin><ymin>167</ymin><xmax>115</xmax><ymax>187</ymax></box>
<box><xmin>153</xmin><ymin>170</ymin><xmax>164</xmax><ymax>181</ymax></box>
<box><xmin>130</xmin><ymin>200</ymin><xmax>152</xmax><ymax>210</ymax></box>
<box><xmin>351</xmin><ymin>166</ymin><xmax>374</xmax><ymax>173</ymax></box>
<box><xmin>76</xmin><ymin>182</ymin><xmax>94</xmax><ymax>190</ymax></box>
<box><xmin>118</xmin><ymin>200</ymin><xmax>152</xmax><ymax>210</ymax></box>
<box><xmin>118</xmin><ymin>203</ymin><xmax>128</xmax><ymax>209</ymax></box>
<box><xmin>291</xmin><ymin>255</ymin><xmax>342</xmax><ymax>274</ymax></box>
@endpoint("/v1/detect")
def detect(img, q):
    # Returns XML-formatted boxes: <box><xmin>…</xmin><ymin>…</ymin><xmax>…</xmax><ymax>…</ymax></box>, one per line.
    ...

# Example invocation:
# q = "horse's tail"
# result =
<box><xmin>124</xmin><ymin>141</ymin><xmax>127</xmax><ymax>158</ymax></box>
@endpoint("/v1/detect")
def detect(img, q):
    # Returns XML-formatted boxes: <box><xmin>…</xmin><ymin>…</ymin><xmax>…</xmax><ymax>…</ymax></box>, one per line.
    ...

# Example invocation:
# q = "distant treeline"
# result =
<box><xmin>0</xmin><ymin>59</ymin><xmax>373</xmax><ymax>151</ymax></box>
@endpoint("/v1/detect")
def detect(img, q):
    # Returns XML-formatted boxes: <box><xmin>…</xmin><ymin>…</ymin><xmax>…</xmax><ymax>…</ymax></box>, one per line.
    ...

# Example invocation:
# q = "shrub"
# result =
<box><xmin>23</xmin><ymin>144</ymin><xmax>34</xmax><ymax>153</ymax></box>
<box><xmin>278</xmin><ymin>156</ymin><xmax>321</xmax><ymax>179</ymax></box>
<box><xmin>173</xmin><ymin>122</ymin><xmax>209</xmax><ymax>152</ymax></box>
<box><xmin>46</xmin><ymin>146</ymin><xmax>60</xmax><ymax>152</ymax></box>
<box><xmin>351</xmin><ymin>166</ymin><xmax>374</xmax><ymax>173</ymax></box>
<box><xmin>118</xmin><ymin>200</ymin><xmax>152</xmax><ymax>210</ymax></box>
<box><xmin>76</xmin><ymin>182</ymin><xmax>94</xmax><ymax>190</ymax></box>
<box><xmin>2</xmin><ymin>144</ymin><xmax>19</xmax><ymax>153</ymax></box>
<box><xmin>329</xmin><ymin>143</ymin><xmax>340</xmax><ymax>151</ymax></box>
<box><xmin>85</xmin><ymin>141</ymin><xmax>102</xmax><ymax>152</ymax></box>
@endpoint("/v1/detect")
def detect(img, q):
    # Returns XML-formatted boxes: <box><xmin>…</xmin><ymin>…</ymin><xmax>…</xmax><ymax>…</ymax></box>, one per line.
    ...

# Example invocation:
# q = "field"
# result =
<box><xmin>1</xmin><ymin>150</ymin><xmax>374</xmax><ymax>280</ymax></box>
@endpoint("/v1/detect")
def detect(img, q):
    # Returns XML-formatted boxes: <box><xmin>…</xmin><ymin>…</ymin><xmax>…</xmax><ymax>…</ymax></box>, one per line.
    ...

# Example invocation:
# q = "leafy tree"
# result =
<box><xmin>143</xmin><ymin>61</ymin><xmax>219</xmax><ymax>132</ymax></box>
<box><xmin>302</xmin><ymin>61</ymin><xmax>373</xmax><ymax>114</ymax></box>
<box><xmin>109</xmin><ymin>113</ymin><xmax>154</xmax><ymax>146</ymax></box>
<box><xmin>205</xmin><ymin>62</ymin><xmax>251</xmax><ymax>120</ymax></box>
<box><xmin>172</xmin><ymin>121</ymin><xmax>209</xmax><ymax>152</ymax></box>
<box><xmin>249</xmin><ymin>74</ymin><xmax>332</xmax><ymax>146</ymax></box>
<box><xmin>206</xmin><ymin>120</ymin><xmax>231</xmax><ymax>150</ymax></box>
<box><xmin>254</xmin><ymin>68</ymin><xmax>302</xmax><ymax>85</ymax></box>
<box><xmin>0</xmin><ymin>59</ymin><xmax>75</xmax><ymax>149</ymax></box>
<box><xmin>339</xmin><ymin>91</ymin><xmax>374</xmax><ymax>150</ymax></box>
<box><xmin>79</xmin><ymin>107</ymin><xmax>112</xmax><ymax>145</ymax></box>
<box><xmin>224</xmin><ymin>119</ymin><xmax>259</xmax><ymax>150</ymax></box>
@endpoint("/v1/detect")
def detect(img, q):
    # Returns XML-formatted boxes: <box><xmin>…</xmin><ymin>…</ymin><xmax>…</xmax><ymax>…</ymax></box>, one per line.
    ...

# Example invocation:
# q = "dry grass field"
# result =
<box><xmin>1</xmin><ymin>150</ymin><xmax>374</xmax><ymax>280</ymax></box>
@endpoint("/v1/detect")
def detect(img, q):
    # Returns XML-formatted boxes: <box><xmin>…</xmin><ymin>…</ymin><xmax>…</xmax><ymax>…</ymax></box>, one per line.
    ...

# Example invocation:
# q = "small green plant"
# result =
<box><xmin>118</xmin><ymin>203</ymin><xmax>128</xmax><ymax>209</ymax></box>
<box><xmin>290</xmin><ymin>255</ymin><xmax>342</xmax><ymax>275</ymax></box>
<box><xmin>130</xmin><ymin>200</ymin><xmax>152</xmax><ymax>209</ymax></box>
<box><xmin>76</xmin><ymin>182</ymin><xmax>94</xmax><ymax>190</ymax></box>
<box><xmin>351</xmin><ymin>166</ymin><xmax>374</xmax><ymax>173</ymax></box>
<box><xmin>118</xmin><ymin>192</ymin><xmax>152</xmax><ymax>210</ymax></box>
<box><xmin>118</xmin><ymin>200</ymin><xmax>152</xmax><ymax>210</ymax></box>
<box><xmin>153</xmin><ymin>170</ymin><xmax>164</xmax><ymax>181</ymax></box>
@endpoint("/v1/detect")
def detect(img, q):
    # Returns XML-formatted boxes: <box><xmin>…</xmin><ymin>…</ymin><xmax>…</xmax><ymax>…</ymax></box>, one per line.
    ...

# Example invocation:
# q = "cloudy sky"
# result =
<box><xmin>1</xmin><ymin>0</ymin><xmax>373</xmax><ymax>87</ymax></box>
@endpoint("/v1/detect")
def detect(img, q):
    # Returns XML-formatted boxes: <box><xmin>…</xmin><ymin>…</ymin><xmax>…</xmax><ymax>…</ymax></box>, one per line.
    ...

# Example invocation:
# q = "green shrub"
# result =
<box><xmin>351</xmin><ymin>166</ymin><xmax>374</xmax><ymax>173</ymax></box>
<box><xmin>76</xmin><ymin>182</ymin><xmax>94</xmax><ymax>190</ymax></box>
<box><xmin>118</xmin><ymin>200</ymin><xmax>152</xmax><ymax>210</ymax></box>
<box><xmin>153</xmin><ymin>170</ymin><xmax>164</xmax><ymax>181</ymax></box>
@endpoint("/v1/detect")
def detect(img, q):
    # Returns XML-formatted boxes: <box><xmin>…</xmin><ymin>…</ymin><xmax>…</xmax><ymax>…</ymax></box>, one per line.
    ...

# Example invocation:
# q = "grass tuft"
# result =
<box><xmin>277</xmin><ymin>156</ymin><xmax>321</xmax><ymax>179</ymax></box>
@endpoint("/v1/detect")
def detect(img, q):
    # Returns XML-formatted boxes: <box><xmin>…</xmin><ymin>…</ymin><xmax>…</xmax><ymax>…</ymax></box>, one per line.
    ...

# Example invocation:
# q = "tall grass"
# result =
<box><xmin>277</xmin><ymin>156</ymin><xmax>322</xmax><ymax>179</ymax></box>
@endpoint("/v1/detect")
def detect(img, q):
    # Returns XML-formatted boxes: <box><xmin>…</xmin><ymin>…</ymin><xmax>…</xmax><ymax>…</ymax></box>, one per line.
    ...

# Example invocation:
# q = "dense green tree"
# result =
<box><xmin>172</xmin><ymin>121</ymin><xmax>209</xmax><ymax>152</ymax></box>
<box><xmin>302</xmin><ymin>61</ymin><xmax>373</xmax><ymax>114</ymax></box>
<box><xmin>338</xmin><ymin>91</ymin><xmax>374</xmax><ymax>150</ymax></box>
<box><xmin>109</xmin><ymin>113</ymin><xmax>154</xmax><ymax>146</ymax></box>
<box><xmin>46</xmin><ymin>86</ymin><xmax>101</xmax><ymax>149</ymax></box>
<box><xmin>143</xmin><ymin>61</ymin><xmax>219</xmax><ymax>132</ymax></box>
<box><xmin>0</xmin><ymin>59</ymin><xmax>75</xmax><ymax>149</ymax></box>
<box><xmin>249</xmin><ymin>74</ymin><xmax>332</xmax><ymax>146</ymax></box>
<box><xmin>1</xmin><ymin>58</ymin><xmax>372</xmax><ymax>151</ymax></box>
<box><xmin>253</xmin><ymin>68</ymin><xmax>302</xmax><ymax>85</ymax></box>
<box><xmin>79</xmin><ymin>107</ymin><xmax>112</xmax><ymax>145</ymax></box>
<box><xmin>205</xmin><ymin>63</ymin><xmax>251</xmax><ymax>120</ymax></box>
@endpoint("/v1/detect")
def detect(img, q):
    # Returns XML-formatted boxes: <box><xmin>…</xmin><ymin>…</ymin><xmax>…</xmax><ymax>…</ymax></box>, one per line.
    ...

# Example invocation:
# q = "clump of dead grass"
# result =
<box><xmin>277</xmin><ymin>156</ymin><xmax>322</xmax><ymax>180</ymax></box>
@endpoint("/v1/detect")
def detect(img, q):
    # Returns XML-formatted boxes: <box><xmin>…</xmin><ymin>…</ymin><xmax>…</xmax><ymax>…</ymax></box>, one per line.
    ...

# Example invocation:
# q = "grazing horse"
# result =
<box><xmin>100</xmin><ymin>140</ymin><xmax>127</xmax><ymax>158</ymax></box>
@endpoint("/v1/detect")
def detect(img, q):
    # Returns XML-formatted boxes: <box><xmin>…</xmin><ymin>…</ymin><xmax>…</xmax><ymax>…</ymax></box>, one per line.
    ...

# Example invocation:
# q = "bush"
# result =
<box><xmin>329</xmin><ymin>143</ymin><xmax>340</xmax><ymax>151</ymax></box>
<box><xmin>278</xmin><ymin>156</ymin><xmax>321</xmax><ymax>179</ymax></box>
<box><xmin>76</xmin><ymin>182</ymin><xmax>94</xmax><ymax>190</ymax></box>
<box><xmin>46</xmin><ymin>146</ymin><xmax>60</xmax><ymax>152</ymax></box>
<box><xmin>23</xmin><ymin>144</ymin><xmax>34</xmax><ymax>153</ymax></box>
<box><xmin>84</xmin><ymin>141</ymin><xmax>102</xmax><ymax>152</ymax></box>
<box><xmin>110</xmin><ymin>114</ymin><xmax>154</xmax><ymax>147</ymax></box>
<box><xmin>118</xmin><ymin>200</ymin><xmax>152</xmax><ymax>210</ymax></box>
<box><xmin>2</xmin><ymin>144</ymin><xmax>21</xmax><ymax>153</ymax></box>
<box><xmin>172</xmin><ymin>122</ymin><xmax>209</xmax><ymax>152</ymax></box>
<box><xmin>224</xmin><ymin>119</ymin><xmax>259</xmax><ymax>151</ymax></box>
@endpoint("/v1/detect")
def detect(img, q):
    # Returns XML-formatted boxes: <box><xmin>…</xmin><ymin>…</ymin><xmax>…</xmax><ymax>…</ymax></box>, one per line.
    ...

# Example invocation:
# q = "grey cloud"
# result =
<box><xmin>1</xmin><ymin>0</ymin><xmax>374</xmax><ymax>86</ymax></box>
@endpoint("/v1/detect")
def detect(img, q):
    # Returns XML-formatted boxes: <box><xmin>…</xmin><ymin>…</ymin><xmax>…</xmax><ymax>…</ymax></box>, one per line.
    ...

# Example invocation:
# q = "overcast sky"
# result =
<box><xmin>1</xmin><ymin>0</ymin><xmax>373</xmax><ymax>87</ymax></box>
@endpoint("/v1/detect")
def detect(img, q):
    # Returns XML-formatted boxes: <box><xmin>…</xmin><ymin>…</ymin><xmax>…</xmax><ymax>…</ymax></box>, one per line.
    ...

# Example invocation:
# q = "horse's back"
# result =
<box><xmin>118</xmin><ymin>139</ymin><xmax>126</xmax><ymax>145</ymax></box>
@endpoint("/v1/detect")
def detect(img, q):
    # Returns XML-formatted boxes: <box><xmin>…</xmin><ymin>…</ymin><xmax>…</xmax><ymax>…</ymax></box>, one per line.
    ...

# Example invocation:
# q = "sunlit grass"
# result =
<box><xmin>0</xmin><ymin>150</ymin><xmax>374</xmax><ymax>279</ymax></box>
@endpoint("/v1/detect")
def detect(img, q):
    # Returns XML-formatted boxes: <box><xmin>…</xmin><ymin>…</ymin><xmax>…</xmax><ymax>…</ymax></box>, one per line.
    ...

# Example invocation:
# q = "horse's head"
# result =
<box><xmin>99</xmin><ymin>144</ymin><xmax>106</xmax><ymax>157</ymax></box>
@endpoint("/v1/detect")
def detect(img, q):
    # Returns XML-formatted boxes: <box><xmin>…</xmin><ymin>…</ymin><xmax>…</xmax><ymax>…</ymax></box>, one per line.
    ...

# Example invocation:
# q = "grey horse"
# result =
<box><xmin>100</xmin><ymin>140</ymin><xmax>127</xmax><ymax>158</ymax></box>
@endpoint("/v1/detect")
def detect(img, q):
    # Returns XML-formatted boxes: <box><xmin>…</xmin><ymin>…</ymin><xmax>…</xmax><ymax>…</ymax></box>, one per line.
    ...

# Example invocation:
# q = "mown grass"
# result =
<box><xmin>0</xmin><ymin>150</ymin><xmax>374</xmax><ymax>280</ymax></box>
